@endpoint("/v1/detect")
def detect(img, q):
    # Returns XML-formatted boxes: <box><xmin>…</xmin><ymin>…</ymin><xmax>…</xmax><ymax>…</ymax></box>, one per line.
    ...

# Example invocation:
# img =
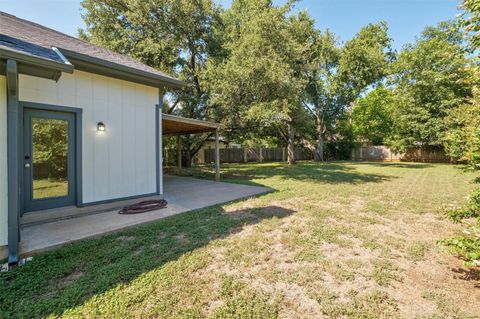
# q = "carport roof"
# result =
<box><xmin>162</xmin><ymin>114</ymin><xmax>219</xmax><ymax>135</ymax></box>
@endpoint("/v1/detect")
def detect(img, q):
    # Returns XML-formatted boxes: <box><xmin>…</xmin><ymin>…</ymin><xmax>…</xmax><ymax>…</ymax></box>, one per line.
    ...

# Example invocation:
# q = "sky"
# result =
<box><xmin>0</xmin><ymin>0</ymin><xmax>463</xmax><ymax>50</ymax></box>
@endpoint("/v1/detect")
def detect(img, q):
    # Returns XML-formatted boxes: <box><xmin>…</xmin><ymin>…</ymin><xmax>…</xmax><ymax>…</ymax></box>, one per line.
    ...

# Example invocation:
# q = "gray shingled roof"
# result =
<box><xmin>0</xmin><ymin>11</ymin><xmax>183</xmax><ymax>87</ymax></box>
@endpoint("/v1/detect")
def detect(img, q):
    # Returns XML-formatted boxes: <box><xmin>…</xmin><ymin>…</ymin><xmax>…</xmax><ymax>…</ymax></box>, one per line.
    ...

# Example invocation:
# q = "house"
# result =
<box><xmin>0</xmin><ymin>12</ymin><xmax>221</xmax><ymax>265</ymax></box>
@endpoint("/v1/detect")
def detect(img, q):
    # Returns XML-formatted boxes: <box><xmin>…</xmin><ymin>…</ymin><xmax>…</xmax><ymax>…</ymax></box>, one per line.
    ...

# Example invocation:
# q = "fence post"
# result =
<box><xmin>259</xmin><ymin>147</ymin><xmax>263</xmax><ymax>162</ymax></box>
<box><xmin>282</xmin><ymin>147</ymin><xmax>286</xmax><ymax>162</ymax></box>
<box><xmin>244</xmin><ymin>148</ymin><xmax>248</xmax><ymax>163</ymax></box>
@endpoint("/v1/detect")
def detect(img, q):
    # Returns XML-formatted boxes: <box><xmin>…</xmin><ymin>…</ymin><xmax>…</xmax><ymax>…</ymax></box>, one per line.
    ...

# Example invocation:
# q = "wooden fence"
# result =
<box><xmin>204</xmin><ymin>147</ymin><xmax>314</xmax><ymax>163</ymax></box>
<box><xmin>165</xmin><ymin>145</ymin><xmax>449</xmax><ymax>165</ymax></box>
<box><xmin>351</xmin><ymin>145</ymin><xmax>450</xmax><ymax>163</ymax></box>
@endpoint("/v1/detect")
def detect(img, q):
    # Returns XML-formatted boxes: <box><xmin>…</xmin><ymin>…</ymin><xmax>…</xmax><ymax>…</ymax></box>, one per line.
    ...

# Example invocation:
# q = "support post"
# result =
<box><xmin>6</xmin><ymin>60</ymin><xmax>19</xmax><ymax>266</ymax></box>
<box><xmin>244</xmin><ymin>148</ymin><xmax>248</xmax><ymax>163</ymax></box>
<box><xmin>215</xmin><ymin>128</ymin><xmax>220</xmax><ymax>181</ymax></box>
<box><xmin>177</xmin><ymin>135</ymin><xmax>182</xmax><ymax>176</ymax></box>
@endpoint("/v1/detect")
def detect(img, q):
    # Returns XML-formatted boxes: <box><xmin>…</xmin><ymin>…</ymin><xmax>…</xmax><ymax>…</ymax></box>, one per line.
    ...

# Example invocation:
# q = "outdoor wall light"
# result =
<box><xmin>97</xmin><ymin>122</ymin><xmax>106</xmax><ymax>132</ymax></box>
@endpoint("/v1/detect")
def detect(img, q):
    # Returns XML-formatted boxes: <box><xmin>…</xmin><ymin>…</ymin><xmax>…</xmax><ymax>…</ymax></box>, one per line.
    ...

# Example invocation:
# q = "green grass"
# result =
<box><xmin>1</xmin><ymin>161</ymin><xmax>479</xmax><ymax>318</ymax></box>
<box><xmin>33</xmin><ymin>178</ymin><xmax>68</xmax><ymax>199</ymax></box>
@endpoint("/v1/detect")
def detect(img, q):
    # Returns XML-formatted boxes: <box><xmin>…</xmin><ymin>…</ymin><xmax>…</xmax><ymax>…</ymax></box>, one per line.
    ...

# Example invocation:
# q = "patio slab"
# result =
<box><xmin>18</xmin><ymin>176</ymin><xmax>272</xmax><ymax>256</ymax></box>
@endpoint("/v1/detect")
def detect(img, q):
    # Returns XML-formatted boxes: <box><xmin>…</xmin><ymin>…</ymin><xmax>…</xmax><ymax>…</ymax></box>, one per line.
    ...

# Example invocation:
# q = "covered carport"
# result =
<box><xmin>162</xmin><ymin>114</ymin><xmax>221</xmax><ymax>181</ymax></box>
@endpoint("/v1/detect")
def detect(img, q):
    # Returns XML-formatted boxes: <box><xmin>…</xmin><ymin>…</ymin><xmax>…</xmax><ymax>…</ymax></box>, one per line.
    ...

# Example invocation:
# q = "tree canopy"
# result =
<box><xmin>79</xmin><ymin>0</ymin><xmax>479</xmax><ymax>167</ymax></box>
<box><xmin>352</xmin><ymin>85</ymin><xmax>394</xmax><ymax>145</ymax></box>
<box><xmin>387</xmin><ymin>21</ymin><xmax>473</xmax><ymax>152</ymax></box>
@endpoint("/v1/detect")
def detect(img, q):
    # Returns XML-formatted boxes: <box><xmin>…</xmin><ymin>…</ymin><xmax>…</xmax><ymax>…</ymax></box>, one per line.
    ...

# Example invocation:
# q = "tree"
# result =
<box><xmin>352</xmin><ymin>85</ymin><xmax>394</xmax><ymax>145</ymax></box>
<box><xmin>460</xmin><ymin>0</ymin><xmax>480</xmax><ymax>50</ymax></box>
<box><xmin>388</xmin><ymin>21</ymin><xmax>473</xmax><ymax>152</ymax></box>
<box><xmin>443</xmin><ymin>0</ymin><xmax>480</xmax><ymax>169</ymax></box>
<box><xmin>304</xmin><ymin>22</ymin><xmax>393</xmax><ymax>161</ymax></box>
<box><xmin>302</xmin><ymin>28</ymin><xmax>340</xmax><ymax>161</ymax></box>
<box><xmin>206</xmin><ymin>0</ymin><xmax>307</xmax><ymax>164</ymax></box>
<box><xmin>443</xmin><ymin>64</ymin><xmax>480</xmax><ymax>168</ymax></box>
<box><xmin>32</xmin><ymin>119</ymin><xmax>68</xmax><ymax>179</ymax></box>
<box><xmin>80</xmin><ymin>0</ymin><xmax>221</xmax><ymax>167</ymax></box>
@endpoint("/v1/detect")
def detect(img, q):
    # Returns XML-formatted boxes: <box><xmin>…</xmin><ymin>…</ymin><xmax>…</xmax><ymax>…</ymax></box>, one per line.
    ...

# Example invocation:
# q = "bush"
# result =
<box><xmin>441</xmin><ymin>236</ymin><xmax>480</xmax><ymax>266</ymax></box>
<box><xmin>440</xmin><ymin>188</ymin><xmax>480</xmax><ymax>266</ymax></box>
<box><xmin>446</xmin><ymin>189</ymin><xmax>480</xmax><ymax>222</ymax></box>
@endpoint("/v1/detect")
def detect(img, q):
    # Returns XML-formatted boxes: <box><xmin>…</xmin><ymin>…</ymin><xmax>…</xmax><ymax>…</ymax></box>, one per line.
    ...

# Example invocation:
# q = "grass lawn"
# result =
<box><xmin>33</xmin><ymin>178</ymin><xmax>68</xmax><ymax>199</ymax></box>
<box><xmin>1</xmin><ymin>161</ymin><xmax>479</xmax><ymax>318</ymax></box>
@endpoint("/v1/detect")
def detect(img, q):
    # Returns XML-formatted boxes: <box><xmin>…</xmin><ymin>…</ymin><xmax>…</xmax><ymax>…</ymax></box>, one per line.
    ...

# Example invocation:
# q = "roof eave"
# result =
<box><xmin>59</xmin><ymin>48</ymin><xmax>186</xmax><ymax>89</ymax></box>
<box><xmin>162</xmin><ymin>113</ymin><xmax>220</xmax><ymax>129</ymax></box>
<box><xmin>0</xmin><ymin>47</ymin><xmax>74</xmax><ymax>74</ymax></box>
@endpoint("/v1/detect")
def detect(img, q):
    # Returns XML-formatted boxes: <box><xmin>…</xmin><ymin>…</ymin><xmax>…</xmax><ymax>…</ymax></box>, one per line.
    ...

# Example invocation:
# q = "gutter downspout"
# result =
<box><xmin>6</xmin><ymin>59</ymin><xmax>19</xmax><ymax>266</ymax></box>
<box><xmin>156</xmin><ymin>89</ymin><xmax>164</xmax><ymax>196</ymax></box>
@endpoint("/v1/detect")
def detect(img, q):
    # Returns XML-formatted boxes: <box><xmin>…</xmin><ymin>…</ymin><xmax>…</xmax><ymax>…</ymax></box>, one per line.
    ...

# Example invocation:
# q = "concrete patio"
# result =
<box><xmin>17</xmin><ymin>176</ymin><xmax>272</xmax><ymax>257</ymax></box>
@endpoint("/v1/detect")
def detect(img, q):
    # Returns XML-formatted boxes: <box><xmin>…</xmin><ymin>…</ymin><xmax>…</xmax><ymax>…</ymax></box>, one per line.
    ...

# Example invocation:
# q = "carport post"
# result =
<box><xmin>177</xmin><ymin>135</ymin><xmax>182</xmax><ymax>176</ymax></box>
<box><xmin>215</xmin><ymin>128</ymin><xmax>220</xmax><ymax>181</ymax></box>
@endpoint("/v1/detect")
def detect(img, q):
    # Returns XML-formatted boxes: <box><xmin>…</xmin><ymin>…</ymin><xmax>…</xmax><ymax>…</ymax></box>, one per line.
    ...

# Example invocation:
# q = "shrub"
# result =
<box><xmin>446</xmin><ymin>189</ymin><xmax>480</xmax><ymax>222</ymax></box>
<box><xmin>440</xmin><ymin>188</ymin><xmax>480</xmax><ymax>266</ymax></box>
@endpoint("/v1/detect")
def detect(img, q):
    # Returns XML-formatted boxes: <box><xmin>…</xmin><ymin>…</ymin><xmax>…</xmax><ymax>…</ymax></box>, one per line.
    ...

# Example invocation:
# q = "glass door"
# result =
<box><xmin>23</xmin><ymin>109</ymin><xmax>76</xmax><ymax>212</ymax></box>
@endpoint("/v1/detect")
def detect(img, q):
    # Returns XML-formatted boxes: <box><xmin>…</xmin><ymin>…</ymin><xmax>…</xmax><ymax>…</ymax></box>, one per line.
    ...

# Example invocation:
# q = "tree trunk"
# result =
<box><xmin>314</xmin><ymin>120</ymin><xmax>325</xmax><ymax>162</ymax></box>
<box><xmin>348</xmin><ymin>101</ymin><xmax>355</xmax><ymax>147</ymax></box>
<box><xmin>184</xmin><ymin>148</ymin><xmax>192</xmax><ymax>168</ymax></box>
<box><xmin>183</xmin><ymin>135</ymin><xmax>193</xmax><ymax>168</ymax></box>
<box><xmin>287</xmin><ymin>121</ymin><xmax>296</xmax><ymax>165</ymax></box>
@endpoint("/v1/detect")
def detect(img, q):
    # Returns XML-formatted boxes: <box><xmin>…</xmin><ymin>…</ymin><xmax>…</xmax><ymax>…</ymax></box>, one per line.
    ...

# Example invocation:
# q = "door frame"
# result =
<box><xmin>23</xmin><ymin>109</ymin><xmax>75</xmax><ymax>211</ymax></box>
<box><xmin>19</xmin><ymin>101</ymin><xmax>83</xmax><ymax>214</ymax></box>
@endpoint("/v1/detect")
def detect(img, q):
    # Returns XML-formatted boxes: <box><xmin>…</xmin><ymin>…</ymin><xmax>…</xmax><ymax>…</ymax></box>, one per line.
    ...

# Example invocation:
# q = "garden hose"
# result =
<box><xmin>118</xmin><ymin>199</ymin><xmax>168</xmax><ymax>214</ymax></box>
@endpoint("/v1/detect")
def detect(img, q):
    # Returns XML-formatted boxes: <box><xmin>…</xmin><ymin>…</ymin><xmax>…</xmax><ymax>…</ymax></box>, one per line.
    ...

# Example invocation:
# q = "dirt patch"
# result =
<box><xmin>58</xmin><ymin>269</ymin><xmax>84</xmax><ymax>289</ymax></box>
<box><xmin>174</xmin><ymin>232</ymin><xmax>188</xmax><ymax>243</ymax></box>
<box><xmin>203</xmin><ymin>197</ymin><xmax>480</xmax><ymax>318</ymax></box>
<box><xmin>132</xmin><ymin>247</ymin><xmax>144</xmax><ymax>256</ymax></box>
<box><xmin>117</xmin><ymin>235</ymin><xmax>136</xmax><ymax>242</ymax></box>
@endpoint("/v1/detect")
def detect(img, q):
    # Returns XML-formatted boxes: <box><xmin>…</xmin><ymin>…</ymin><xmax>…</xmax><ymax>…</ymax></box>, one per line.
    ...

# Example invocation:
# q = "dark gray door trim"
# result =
<box><xmin>23</xmin><ymin>109</ymin><xmax>76</xmax><ymax>211</ymax></box>
<box><xmin>6</xmin><ymin>59</ymin><xmax>20</xmax><ymax>266</ymax></box>
<box><xmin>19</xmin><ymin>101</ymin><xmax>83</xmax><ymax>210</ymax></box>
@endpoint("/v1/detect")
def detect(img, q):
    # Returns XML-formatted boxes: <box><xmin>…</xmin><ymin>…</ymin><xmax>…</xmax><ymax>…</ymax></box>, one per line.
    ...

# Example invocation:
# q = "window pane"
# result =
<box><xmin>32</xmin><ymin>117</ymin><xmax>69</xmax><ymax>199</ymax></box>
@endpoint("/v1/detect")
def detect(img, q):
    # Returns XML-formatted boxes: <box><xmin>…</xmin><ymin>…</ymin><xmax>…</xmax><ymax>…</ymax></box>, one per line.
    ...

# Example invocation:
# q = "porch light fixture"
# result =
<box><xmin>97</xmin><ymin>122</ymin><xmax>106</xmax><ymax>132</ymax></box>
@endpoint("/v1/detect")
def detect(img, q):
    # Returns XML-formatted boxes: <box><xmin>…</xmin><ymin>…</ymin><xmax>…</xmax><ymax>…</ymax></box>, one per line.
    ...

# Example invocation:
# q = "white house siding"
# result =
<box><xmin>0</xmin><ymin>75</ymin><xmax>8</xmax><ymax>246</ymax></box>
<box><xmin>19</xmin><ymin>70</ymin><xmax>159</xmax><ymax>204</ymax></box>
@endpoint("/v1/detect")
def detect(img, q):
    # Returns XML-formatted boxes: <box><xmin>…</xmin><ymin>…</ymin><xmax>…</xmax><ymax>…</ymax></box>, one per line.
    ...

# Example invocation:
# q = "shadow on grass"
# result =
<box><xmin>179</xmin><ymin>161</ymin><xmax>394</xmax><ymax>185</ymax></box>
<box><xmin>451</xmin><ymin>267</ymin><xmax>480</xmax><ymax>288</ymax></box>
<box><xmin>0</xmin><ymin>205</ymin><xmax>295</xmax><ymax>318</ymax></box>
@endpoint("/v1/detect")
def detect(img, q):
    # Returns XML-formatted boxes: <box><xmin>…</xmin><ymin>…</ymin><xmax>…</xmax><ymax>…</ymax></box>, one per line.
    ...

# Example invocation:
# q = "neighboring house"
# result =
<box><xmin>0</xmin><ymin>12</ymin><xmax>220</xmax><ymax>265</ymax></box>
